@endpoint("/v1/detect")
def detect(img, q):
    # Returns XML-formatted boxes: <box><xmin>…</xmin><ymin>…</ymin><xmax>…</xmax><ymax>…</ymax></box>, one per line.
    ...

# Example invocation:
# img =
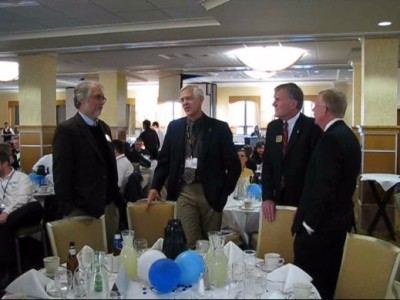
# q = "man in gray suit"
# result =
<box><xmin>53</xmin><ymin>81</ymin><xmax>123</xmax><ymax>251</ymax></box>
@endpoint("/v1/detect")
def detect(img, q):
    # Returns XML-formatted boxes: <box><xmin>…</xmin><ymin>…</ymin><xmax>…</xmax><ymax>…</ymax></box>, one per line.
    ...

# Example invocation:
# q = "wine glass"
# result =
<box><xmin>54</xmin><ymin>267</ymin><xmax>72</xmax><ymax>298</ymax></box>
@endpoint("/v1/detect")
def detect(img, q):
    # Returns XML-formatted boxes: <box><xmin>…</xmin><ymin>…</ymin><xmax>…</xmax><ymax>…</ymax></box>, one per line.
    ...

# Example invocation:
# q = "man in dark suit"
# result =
<box><xmin>292</xmin><ymin>88</ymin><xmax>361</xmax><ymax>299</ymax></box>
<box><xmin>53</xmin><ymin>81</ymin><xmax>123</xmax><ymax>251</ymax></box>
<box><xmin>147</xmin><ymin>85</ymin><xmax>241</xmax><ymax>248</ymax></box>
<box><xmin>262</xmin><ymin>83</ymin><xmax>322</xmax><ymax>221</ymax></box>
<box><xmin>138</xmin><ymin>119</ymin><xmax>159</xmax><ymax>160</ymax></box>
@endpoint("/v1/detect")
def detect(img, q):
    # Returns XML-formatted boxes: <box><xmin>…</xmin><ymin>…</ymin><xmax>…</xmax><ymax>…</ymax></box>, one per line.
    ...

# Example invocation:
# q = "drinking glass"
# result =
<box><xmin>195</xmin><ymin>240</ymin><xmax>210</xmax><ymax>259</ymax></box>
<box><xmin>134</xmin><ymin>238</ymin><xmax>148</xmax><ymax>257</ymax></box>
<box><xmin>230</xmin><ymin>260</ymin><xmax>245</xmax><ymax>296</ymax></box>
<box><xmin>243</xmin><ymin>250</ymin><xmax>256</xmax><ymax>274</ymax></box>
<box><xmin>73</xmin><ymin>268</ymin><xmax>90</xmax><ymax>298</ymax></box>
<box><xmin>54</xmin><ymin>267</ymin><xmax>72</xmax><ymax>298</ymax></box>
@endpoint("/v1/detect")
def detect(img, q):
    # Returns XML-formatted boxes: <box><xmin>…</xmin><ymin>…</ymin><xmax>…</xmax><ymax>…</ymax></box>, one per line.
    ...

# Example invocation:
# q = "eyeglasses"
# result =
<box><xmin>91</xmin><ymin>94</ymin><xmax>107</xmax><ymax>102</ymax></box>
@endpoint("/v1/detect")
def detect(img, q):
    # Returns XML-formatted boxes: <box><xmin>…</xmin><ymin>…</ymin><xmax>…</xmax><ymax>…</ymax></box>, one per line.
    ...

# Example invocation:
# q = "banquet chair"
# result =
<box><xmin>46</xmin><ymin>215</ymin><xmax>107</xmax><ymax>264</ymax></box>
<box><xmin>334</xmin><ymin>233</ymin><xmax>400</xmax><ymax>299</ymax></box>
<box><xmin>255</xmin><ymin>206</ymin><xmax>296</xmax><ymax>263</ymax></box>
<box><xmin>126</xmin><ymin>200</ymin><xmax>175</xmax><ymax>246</ymax></box>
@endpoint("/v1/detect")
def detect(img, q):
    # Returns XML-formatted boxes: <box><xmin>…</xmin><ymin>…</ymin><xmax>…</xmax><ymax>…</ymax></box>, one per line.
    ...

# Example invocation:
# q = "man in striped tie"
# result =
<box><xmin>261</xmin><ymin>83</ymin><xmax>322</xmax><ymax>222</ymax></box>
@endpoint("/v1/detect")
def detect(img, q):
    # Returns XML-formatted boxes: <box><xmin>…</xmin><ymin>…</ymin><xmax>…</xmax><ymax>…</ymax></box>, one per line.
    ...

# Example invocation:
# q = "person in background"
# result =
<box><xmin>138</xmin><ymin>119</ymin><xmax>159</xmax><ymax>160</ymax></box>
<box><xmin>112</xmin><ymin>139</ymin><xmax>133</xmax><ymax>193</ymax></box>
<box><xmin>238</xmin><ymin>148</ymin><xmax>254</xmax><ymax>178</ymax></box>
<box><xmin>131</xmin><ymin>138</ymin><xmax>151</xmax><ymax>168</ymax></box>
<box><xmin>32</xmin><ymin>152</ymin><xmax>53</xmax><ymax>175</ymax></box>
<box><xmin>250</xmin><ymin>125</ymin><xmax>261</xmax><ymax>138</ymax></box>
<box><xmin>147</xmin><ymin>85</ymin><xmax>241</xmax><ymax>248</ymax></box>
<box><xmin>262</xmin><ymin>83</ymin><xmax>322</xmax><ymax>222</ymax></box>
<box><xmin>292</xmin><ymin>88</ymin><xmax>361</xmax><ymax>299</ymax></box>
<box><xmin>152</xmin><ymin>121</ymin><xmax>164</xmax><ymax>150</ymax></box>
<box><xmin>0</xmin><ymin>150</ymin><xmax>43</xmax><ymax>289</ymax></box>
<box><xmin>252</xmin><ymin>141</ymin><xmax>265</xmax><ymax>165</ymax></box>
<box><xmin>1</xmin><ymin>122</ymin><xmax>14</xmax><ymax>142</ymax></box>
<box><xmin>53</xmin><ymin>81</ymin><xmax>123</xmax><ymax>252</ymax></box>
<box><xmin>11</xmin><ymin>136</ymin><xmax>20</xmax><ymax>171</ymax></box>
<box><xmin>243</xmin><ymin>144</ymin><xmax>257</xmax><ymax>173</ymax></box>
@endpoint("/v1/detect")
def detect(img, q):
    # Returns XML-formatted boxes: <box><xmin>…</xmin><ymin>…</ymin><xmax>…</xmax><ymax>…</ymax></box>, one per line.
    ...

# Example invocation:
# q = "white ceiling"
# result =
<box><xmin>0</xmin><ymin>0</ymin><xmax>399</xmax><ymax>90</ymax></box>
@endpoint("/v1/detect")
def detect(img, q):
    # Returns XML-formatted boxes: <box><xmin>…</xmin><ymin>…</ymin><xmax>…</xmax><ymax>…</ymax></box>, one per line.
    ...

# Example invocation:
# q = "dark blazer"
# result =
<box><xmin>53</xmin><ymin>113</ymin><xmax>121</xmax><ymax>218</ymax></box>
<box><xmin>150</xmin><ymin>114</ymin><xmax>241</xmax><ymax>213</ymax></box>
<box><xmin>139</xmin><ymin>128</ymin><xmax>160</xmax><ymax>160</ymax></box>
<box><xmin>262</xmin><ymin>113</ymin><xmax>322</xmax><ymax>206</ymax></box>
<box><xmin>292</xmin><ymin>120</ymin><xmax>361</xmax><ymax>234</ymax></box>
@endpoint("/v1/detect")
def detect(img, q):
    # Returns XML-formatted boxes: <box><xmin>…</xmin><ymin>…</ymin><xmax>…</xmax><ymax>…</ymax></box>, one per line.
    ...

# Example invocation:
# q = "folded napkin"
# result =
<box><xmin>77</xmin><ymin>245</ymin><xmax>95</xmax><ymax>270</ymax></box>
<box><xmin>6</xmin><ymin>269</ymin><xmax>52</xmax><ymax>299</ymax></box>
<box><xmin>267</xmin><ymin>263</ymin><xmax>312</xmax><ymax>293</ymax></box>
<box><xmin>151</xmin><ymin>237</ymin><xmax>164</xmax><ymax>251</ymax></box>
<box><xmin>223</xmin><ymin>241</ymin><xmax>243</xmax><ymax>266</ymax></box>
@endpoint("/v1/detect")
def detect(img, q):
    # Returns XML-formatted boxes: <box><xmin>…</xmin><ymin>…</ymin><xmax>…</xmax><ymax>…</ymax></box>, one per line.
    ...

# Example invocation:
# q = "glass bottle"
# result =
<box><xmin>112</xmin><ymin>233</ymin><xmax>122</xmax><ymax>273</ymax></box>
<box><xmin>208</xmin><ymin>232</ymin><xmax>228</xmax><ymax>288</ymax></box>
<box><xmin>67</xmin><ymin>241</ymin><xmax>79</xmax><ymax>274</ymax></box>
<box><xmin>119</xmin><ymin>229</ymin><xmax>137</xmax><ymax>280</ymax></box>
<box><xmin>91</xmin><ymin>251</ymin><xmax>109</xmax><ymax>297</ymax></box>
<box><xmin>162</xmin><ymin>219</ymin><xmax>187</xmax><ymax>259</ymax></box>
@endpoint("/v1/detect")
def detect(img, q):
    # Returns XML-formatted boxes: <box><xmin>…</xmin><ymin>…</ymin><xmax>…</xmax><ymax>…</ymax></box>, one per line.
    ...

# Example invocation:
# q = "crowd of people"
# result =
<box><xmin>0</xmin><ymin>81</ymin><xmax>361</xmax><ymax>299</ymax></box>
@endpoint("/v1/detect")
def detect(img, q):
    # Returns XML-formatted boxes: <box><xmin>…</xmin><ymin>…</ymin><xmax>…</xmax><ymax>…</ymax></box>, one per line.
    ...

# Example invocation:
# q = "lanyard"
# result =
<box><xmin>1</xmin><ymin>169</ymin><xmax>15</xmax><ymax>201</ymax></box>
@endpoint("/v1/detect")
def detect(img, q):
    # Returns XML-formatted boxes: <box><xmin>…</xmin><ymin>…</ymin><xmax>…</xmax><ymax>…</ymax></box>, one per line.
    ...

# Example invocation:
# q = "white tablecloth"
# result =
<box><xmin>360</xmin><ymin>173</ymin><xmax>400</xmax><ymax>191</ymax></box>
<box><xmin>222</xmin><ymin>196</ymin><xmax>261</xmax><ymax>245</ymax></box>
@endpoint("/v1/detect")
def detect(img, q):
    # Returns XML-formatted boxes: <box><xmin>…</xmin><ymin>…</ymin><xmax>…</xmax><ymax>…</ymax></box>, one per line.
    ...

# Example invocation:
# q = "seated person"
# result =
<box><xmin>252</xmin><ymin>141</ymin><xmax>265</xmax><ymax>165</ymax></box>
<box><xmin>238</xmin><ymin>148</ymin><xmax>254</xmax><ymax>178</ymax></box>
<box><xmin>0</xmin><ymin>151</ymin><xmax>43</xmax><ymax>288</ymax></box>
<box><xmin>130</xmin><ymin>138</ymin><xmax>151</xmax><ymax>168</ymax></box>
<box><xmin>243</xmin><ymin>145</ymin><xmax>257</xmax><ymax>173</ymax></box>
<box><xmin>112</xmin><ymin>139</ymin><xmax>133</xmax><ymax>193</ymax></box>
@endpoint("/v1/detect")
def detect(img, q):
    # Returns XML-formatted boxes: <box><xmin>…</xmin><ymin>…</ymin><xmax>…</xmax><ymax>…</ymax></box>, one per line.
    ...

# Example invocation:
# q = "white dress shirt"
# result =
<box><xmin>0</xmin><ymin>169</ymin><xmax>34</xmax><ymax>215</ymax></box>
<box><xmin>116</xmin><ymin>154</ymin><xmax>134</xmax><ymax>192</ymax></box>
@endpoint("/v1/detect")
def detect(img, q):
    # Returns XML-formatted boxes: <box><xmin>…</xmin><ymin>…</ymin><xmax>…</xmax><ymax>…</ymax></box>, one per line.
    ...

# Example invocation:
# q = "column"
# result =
<box><xmin>352</xmin><ymin>61</ymin><xmax>361</xmax><ymax>127</ymax></box>
<box><xmin>18</xmin><ymin>54</ymin><xmax>57</xmax><ymax>172</ymax></box>
<box><xmin>99</xmin><ymin>71</ymin><xmax>128</xmax><ymax>140</ymax></box>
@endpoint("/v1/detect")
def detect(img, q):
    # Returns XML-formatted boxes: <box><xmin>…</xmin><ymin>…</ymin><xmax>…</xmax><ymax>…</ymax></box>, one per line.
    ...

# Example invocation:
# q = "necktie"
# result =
<box><xmin>183</xmin><ymin>122</ymin><xmax>196</xmax><ymax>184</ymax></box>
<box><xmin>282</xmin><ymin>121</ymin><xmax>288</xmax><ymax>156</ymax></box>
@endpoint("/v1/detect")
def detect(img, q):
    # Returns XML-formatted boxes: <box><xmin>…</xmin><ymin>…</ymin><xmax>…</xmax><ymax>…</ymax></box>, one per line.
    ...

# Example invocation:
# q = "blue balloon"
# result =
<box><xmin>149</xmin><ymin>258</ymin><xmax>180</xmax><ymax>293</ymax></box>
<box><xmin>247</xmin><ymin>183</ymin><xmax>262</xmax><ymax>199</ymax></box>
<box><xmin>175</xmin><ymin>250</ymin><xmax>205</xmax><ymax>285</ymax></box>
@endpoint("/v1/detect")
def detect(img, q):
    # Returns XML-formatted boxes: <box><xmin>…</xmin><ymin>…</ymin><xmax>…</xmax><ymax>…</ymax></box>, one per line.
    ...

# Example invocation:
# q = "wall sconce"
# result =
<box><xmin>232</xmin><ymin>45</ymin><xmax>306</xmax><ymax>72</ymax></box>
<box><xmin>0</xmin><ymin>61</ymin><xmax>19</xmax><ymax>81</ymax></box>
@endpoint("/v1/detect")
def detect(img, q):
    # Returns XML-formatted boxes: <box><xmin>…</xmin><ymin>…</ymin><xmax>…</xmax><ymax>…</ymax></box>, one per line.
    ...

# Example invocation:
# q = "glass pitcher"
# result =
<box><xmin>119</xmin><ymin>230</ymin><xmax>137</xmax><ymax>280</ymax></box>
<box><xmin>208</xmin><ymin>231</ymin><xmax>228</xmax><ymax>288</ymax></box>
<box><xmin>89</xmin><ymin>251</ymin><xmax>109</xmax><ymax>298</ymax></box>
<box><xmin>233</xmin><ymin>176</ymin><xmax>250</xmax><ymax>201</ymax></box>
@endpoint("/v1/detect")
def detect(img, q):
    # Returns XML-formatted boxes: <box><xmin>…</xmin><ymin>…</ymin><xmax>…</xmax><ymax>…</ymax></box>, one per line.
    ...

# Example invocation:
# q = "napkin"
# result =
<box><xmin>77</xmin><ymin>245</ymin><xmax>95</xmax><ymax>270</ymax></box>
<box><xmin>151</xmin><ymin>238</ymin><xmax>164</xmax><ymax>251</ymax></box>
<box><xmin>267</xmin><ymin>263</ymin><xmax>312</xmax><ymax>293</ymax></box>
<box><xmin>6</xmin><ymin>269</ymin><xmax>52</xmax><ymax>299</ymax></box>
<box><xmin>223</xmin><ymin>241</ymin><xmax>243</xmax><ymax>266</ymax></box>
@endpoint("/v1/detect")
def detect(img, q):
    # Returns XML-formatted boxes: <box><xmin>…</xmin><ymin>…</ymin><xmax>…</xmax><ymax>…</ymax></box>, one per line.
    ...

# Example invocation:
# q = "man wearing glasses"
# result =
<box><xmin>53</xmin><ymin>81</ymin><xmax>123</xmax><ymax>252</ymax></box>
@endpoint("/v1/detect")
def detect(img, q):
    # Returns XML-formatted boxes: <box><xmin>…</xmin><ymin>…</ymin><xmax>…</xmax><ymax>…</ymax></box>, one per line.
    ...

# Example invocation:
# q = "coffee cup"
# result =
<box><xmin>264</xmin><ymin>252</ymin><xmax>284</xmax><ymax>270</ymax></box>
<box><xmin>244</xmin><ymin>199</ymin><xmax>253</xmax><ymax>209</ymax></box>
<box><xmin>43</xmin><ymin>256</ymin><xmax>60</xmax><ymax>276</ymax></box>
<box><xmin>293</xmin><ymin>281</ymin><xmax>313</xmax><ymax>299</ymax></box>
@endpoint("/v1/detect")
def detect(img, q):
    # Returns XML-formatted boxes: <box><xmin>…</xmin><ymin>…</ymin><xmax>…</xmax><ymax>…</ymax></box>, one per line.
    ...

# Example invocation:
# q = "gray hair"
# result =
<box><xmin>73</xmin><ymin>81</ymin><xmax>104</xmax><ymax>109</ymax></box>
<box><xmin>180</xmin><ymin>85</ymin><xmax>204</xmax><ymax>100</ymax></box>
<box><xmin>319</xmin><ymin>88</ymin><xmax>347</xmax><ymax>118</ymax></box>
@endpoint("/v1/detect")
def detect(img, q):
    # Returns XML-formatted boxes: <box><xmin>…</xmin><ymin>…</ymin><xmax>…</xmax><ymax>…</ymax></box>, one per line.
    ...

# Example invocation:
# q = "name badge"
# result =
<box><xmin>276</xmin><ymin>135</ymin><xmax>283</xmax><ymax>143</ymax></box>
<box><xmin>185</xmin><ymin>157</ymin><xmax>198</xmax><ymax>169</ymax></box>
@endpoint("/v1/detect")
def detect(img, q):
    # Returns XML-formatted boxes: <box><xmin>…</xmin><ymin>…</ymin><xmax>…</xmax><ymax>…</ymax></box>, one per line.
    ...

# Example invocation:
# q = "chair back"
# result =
<box><xmin>126</xmin><ymin>200</ymin><xmax>175</xmax><ymax>246</ymax></box>
<box><xmin>46</xmin><ymin>215</ymin><xmax>107</xmax><ymax>264</ymax></box>
<box><xmin>256</xmin><ymin>205</ymin><xmax>296</xmax><ymax>263</ymax></box>
<box><xmin>334</xmin><ymin>233</ymin><xmax>400</xmax><ymax>299</ymax></box>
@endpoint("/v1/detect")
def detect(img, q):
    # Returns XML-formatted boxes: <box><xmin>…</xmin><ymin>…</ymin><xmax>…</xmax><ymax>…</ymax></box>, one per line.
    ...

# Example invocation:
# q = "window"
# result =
<box><xmin>228</xmin><ymin>96</ymin><xmax>260</xmax><ymax>136</ymax></box>
<box><xmin>159</xmin><ymin>101</ymin><xmax>182</xmax><ymax>130</ymax></box>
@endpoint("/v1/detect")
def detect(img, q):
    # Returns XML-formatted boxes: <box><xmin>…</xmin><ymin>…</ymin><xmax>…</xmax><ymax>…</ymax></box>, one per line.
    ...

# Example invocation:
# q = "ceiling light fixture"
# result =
<box><xmin>244</xmin><ymin>70</ymin><xmax>276</xmax><ymax>80</ymax></box>
<box><xmin>0</xmin><ymin>61</ymin><xmax>18</xmax><ymax>81</ymax></box>
<box><xmin>378</xmin><ymin>21</ymin><xmax>392</xmax><ymax>27</ymax></box>
<box><xmin>232</xmin><ymin>45</ymin><xmax>306</xmax><ymax>72</ymax></box>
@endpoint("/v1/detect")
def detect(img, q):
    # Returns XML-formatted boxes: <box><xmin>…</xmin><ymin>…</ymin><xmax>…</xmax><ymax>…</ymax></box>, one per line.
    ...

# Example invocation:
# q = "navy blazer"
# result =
<box><xmin>53</xmin><ymin>113</ymin><xmax>121</xmax><ymax>218</ymax></box>
<box><xmin>150</xmin><ymin>114</ymin><xmax>241</xmax><ymax>213</ymax></box>
<box><xmin>262</xmin><ymin>113</ymin><xmax>322</xmax><ymax>206</ymax></box>
<box><xmin>292</xmin><ymin>120</ymin><xmax>361</xmax><ymax>234</ymax></box>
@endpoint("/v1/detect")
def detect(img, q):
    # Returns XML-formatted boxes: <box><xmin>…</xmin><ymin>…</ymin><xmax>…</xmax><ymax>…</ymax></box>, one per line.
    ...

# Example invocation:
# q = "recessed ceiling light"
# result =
<box><xmin>378</xmin><ymin>21</ymin><xmax>392</xmax><ymax>27</ymax></box>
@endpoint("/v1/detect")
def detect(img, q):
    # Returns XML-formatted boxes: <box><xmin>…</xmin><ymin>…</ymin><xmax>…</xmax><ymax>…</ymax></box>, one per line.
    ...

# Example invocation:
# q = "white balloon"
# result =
<box><xmin>137</xmin><ymin>250</ymin><xmax>166</xmax><ymax>283</ymax></box>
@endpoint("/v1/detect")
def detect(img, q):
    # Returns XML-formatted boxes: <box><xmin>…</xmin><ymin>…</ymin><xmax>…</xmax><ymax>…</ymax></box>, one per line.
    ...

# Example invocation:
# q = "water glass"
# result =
<box><xmin>73</xmin><ymin>268</ymin><xmax>90</xmax><ymax>298</ymax></box>
<box><xmin>195</xmin><ymin>240</ymin><xmax>210</xmax><ymax>259</ymax></box>
<box><xmin>54</xmin><ymin>267</ymin><xmax>72</xmax><ymax>298</ymax></box>
<box><xmin>243</xmin><ymin>250</ymin><xmax>256</xmax><ymax>274</ymax></box>
<box><xmin>134</xmin><ymin>238</ymin><xmax>148</xmax><ymax>256</ymax></box>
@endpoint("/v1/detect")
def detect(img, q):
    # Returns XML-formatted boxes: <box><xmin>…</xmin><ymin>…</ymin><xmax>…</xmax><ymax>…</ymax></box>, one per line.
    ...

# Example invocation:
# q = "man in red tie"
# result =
<box><xmin>261</xmin><ymin>83</ymin><xmax>322</xmax><ymax>222</ymax></box>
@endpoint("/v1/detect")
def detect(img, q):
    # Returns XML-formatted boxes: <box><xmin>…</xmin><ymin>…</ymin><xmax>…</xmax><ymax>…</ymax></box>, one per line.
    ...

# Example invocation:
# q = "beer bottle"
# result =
<box><xmin>67</xmin><ymin>241</ymin><xmax>79</xmax><ymax>273</ymax></box>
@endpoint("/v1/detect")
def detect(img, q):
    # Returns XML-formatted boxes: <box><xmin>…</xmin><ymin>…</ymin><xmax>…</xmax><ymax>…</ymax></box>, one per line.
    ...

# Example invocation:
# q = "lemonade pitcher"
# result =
<box><xmin>120</xmin><ymin>230</ymin><xmax>137</xmax><ymax>280</ymax></box>
<box><xmin>208</xmin><ymin>231</ymin><xmax>228</xmax><ymax>288</ymax></box>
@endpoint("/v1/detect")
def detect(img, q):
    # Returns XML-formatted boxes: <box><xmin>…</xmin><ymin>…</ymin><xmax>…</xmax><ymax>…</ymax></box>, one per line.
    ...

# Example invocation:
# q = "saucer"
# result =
<box><xmin>255</xmin><ymin>261</ymin><xmax>276</xmax><ymax>272</ymax></box>
<box><xmin>239</xmin><ymin>205</ymin><xmax>255</xmax><ymax>211</ymax></box>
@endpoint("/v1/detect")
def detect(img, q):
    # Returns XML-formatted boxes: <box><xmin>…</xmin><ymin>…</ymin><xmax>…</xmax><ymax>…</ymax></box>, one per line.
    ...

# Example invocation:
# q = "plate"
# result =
<box><xmin>256</xmin><ymin>261</ymin><xmax>276</xmax><ymax>272</ymax></box>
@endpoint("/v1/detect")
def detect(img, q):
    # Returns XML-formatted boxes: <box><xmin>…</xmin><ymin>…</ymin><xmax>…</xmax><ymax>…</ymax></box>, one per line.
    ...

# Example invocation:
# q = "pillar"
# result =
<box><xmin>352</xmin><ymin>61</ymin><xmax>362</xmax><ymax>127</ymax></box>
<box><xmin>18</xmin><ymin>54</ymin><xmax>57</xmax><ymax>171</ymax></box>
